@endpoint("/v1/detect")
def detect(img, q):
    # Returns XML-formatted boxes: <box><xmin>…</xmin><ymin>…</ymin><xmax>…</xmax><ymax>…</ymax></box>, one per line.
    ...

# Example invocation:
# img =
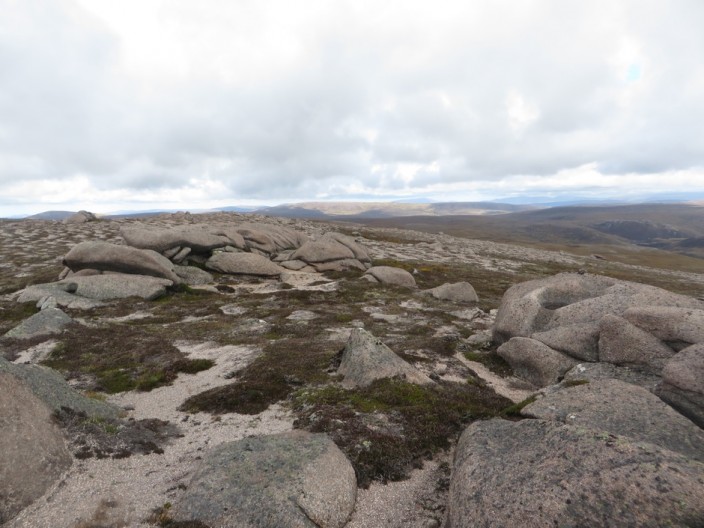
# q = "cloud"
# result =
<box><xmin>1</xmin><ymin>0</ymin><xmax>703</xmax><ymax>214</ymax></box>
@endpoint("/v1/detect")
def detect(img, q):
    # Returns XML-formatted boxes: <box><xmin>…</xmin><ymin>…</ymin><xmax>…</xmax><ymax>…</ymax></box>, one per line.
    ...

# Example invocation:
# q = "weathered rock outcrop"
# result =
<box><xmin>492</xmin><ymin>273</ymin><xmax>704</xmax><ymax>397</ymax></box>
<box><xmin>290</xmin><ymin>232</ymin><xmax>371</xmax><ymax>272</ymax></box>
<box><xmin>63</xmin><ymin>210</ymin><xmax>98</xmax><ymax>224</ymax></box>
<box><xmin>172</xmin><ymin>431</ymin><xmax>356</xmax><ymax>528</ymax></box>
<box><xmin>522</xmin><ymin>379</ymin><xmax>704</xmax><ymax>461</ymax></box>
<box><xmin>446</xmin><ymin>418</ymin><xmax>704</xmax><ymax>528</ymax></box>
<box><xmin>121</xmin><ymin>224</ymin><xmax>247</xmax><ymax>254</ymax></box>
<box><xmin>337</xmin><ymin>328</ymin><xmax>432</xmax><ymax>388</ymax></box>
<box><xmin>0</xmin><ymin>373</ymin><xmax>72</xmax><ymax>524</ymax></box>
<box><xmin>63</xmin><ymin>241</ymin><xmax>181</xmax><ymax>284</ymax></box>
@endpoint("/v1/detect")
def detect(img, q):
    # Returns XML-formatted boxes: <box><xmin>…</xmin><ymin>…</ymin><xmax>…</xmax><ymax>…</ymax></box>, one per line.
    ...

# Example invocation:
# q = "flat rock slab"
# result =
<box><xmin>59</xmin><ymin>273</ymin><xmax>173</xmax><ymax>301</ymax></box>
<box><xmin>0</xmin><ymin>373</ymin><xmax>72</xmax><ymax>524</ymax></box>
<box><xmin>206</xmin><ymin>252</ymin><xmax>285</xmax><ymax>277</ymax></box>
<box><xmin>3</xmin><ymin>307</ymin><xmax>72</xmax><ymax>339</ymax></box>
<box><xmin>522</xmin><ymin>378</ymin><xmax>704</xmax><ymax>462</ymax></box>
<box><xmin>172</xmin><ymin>431</ymin><xmax>356</xmax><ymax>528</ymax></box>
<box><xmin>446</xmin><ymin>418</ymin><xmax>704</xmax><ymax>528</ymax></box>
<box><xmin>338</xmin><ymin>328</ymin><xmax>432</xmax><ymax>388</ymax></box>
<box><xmin>174</xmin><ymin>265</ymin><xmax>214</xmax><ymax>285</ymax></box>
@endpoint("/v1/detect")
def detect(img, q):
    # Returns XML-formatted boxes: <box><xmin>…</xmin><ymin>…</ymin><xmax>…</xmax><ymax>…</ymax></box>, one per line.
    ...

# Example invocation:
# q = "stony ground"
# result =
<box><xmin>1</xmin><ymin>212</ymin><xmax>703</xmax><ymax>528</ymax></box>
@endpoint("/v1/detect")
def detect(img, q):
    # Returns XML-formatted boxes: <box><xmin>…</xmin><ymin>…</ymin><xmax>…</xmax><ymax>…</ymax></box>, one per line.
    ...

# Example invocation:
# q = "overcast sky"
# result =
<box><xmin>1</xmin><ymin>0</ymin><xmax>704</xmax><ymax>215</ymax></box>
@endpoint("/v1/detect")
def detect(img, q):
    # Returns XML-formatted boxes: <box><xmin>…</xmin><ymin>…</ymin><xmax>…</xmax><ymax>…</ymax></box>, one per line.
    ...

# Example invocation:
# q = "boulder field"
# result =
<box><xmin>1</xmin><ymin>213</ymin><xmax>703</xmax><ymax>527</ymax></box>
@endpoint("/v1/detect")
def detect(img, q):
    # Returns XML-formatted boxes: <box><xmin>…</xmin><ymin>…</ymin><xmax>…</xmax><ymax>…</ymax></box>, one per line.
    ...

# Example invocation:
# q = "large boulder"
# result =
<box><xmin>522</xmin><ymin>379</ymin><xmax>704</xmax><ymax>461</ymax></box>
<box><xmin>657</xmin><ymin>343</ymin><xmax>704</xmax><ymax>428</ymax></box>
<box><xmin>598</xmin><ymin>314</ymin><xmax>675</xmax><ymax>373</ymax></box>
<box><xmin>493</xmin><ymin>273</ymin><xmax>704</xmax><ymax>345</ymax></box>
<box><xmin>121</xmin><ymin>224</ymin><xmax>245</xmax><ymax>254</ymax></box>
<box><xmin>623</xmin><ymin>306</ymin><xmax>704</xmax><ymax>350</ymax></box>
<box><xmin>174</xmin><ymin>265</ymin><xmax>214</xmax><ymax>286</ymax></box>
<box><xmin>422</xmin><ymin>282</ymin><xmax>478</xmax><ymax>303</ymax></box>
<box><xmin>235</xmin><ymin>223</ymin><xmax>309</xmax><ymax>255</ymax></box>
<box><xmin>59</xmin><ymin>274</ymin><xmax>173</xmax><ymax>301</ymax></box>
<box><xmin>171</xmin><ymin>431</ymin><xmax>356</xmax><ymax>528</ymax></box>
<box><xmin>497</xmin><ymin>337</ymin><xmax>578</xmax><ymax>387</ymax></box>
<box><xmin>531</xmin><ymin>323</ymin><xmax>600</xmax><ymax>362</ymax></box>
<box><xmin>3</xmin><ymin>307</ymin><xmax>72</xmax><ymax>339</ymax></box>
<box><xmin>63</xmin><ymin>210</ymin><xmax>98</xmax><ymax>224</ymax></box>
<box><xmin>63</xmin><ymin>241</ymin><xmax>181</xmax><ymax>284</ymax></box>
<box><xmin>337</xmin><ymin>328</ymin><xmax>432</xmax><ymax>388</ymax></box>
<box><xmin>446</xmin><ymin>418</ymin><xmax>704</xmax><ymax>528</ymax></box>
<box><xmin>0</xmin><ymin>373</ymin><xmax>72</xmax><ymax>524</ymax></box>
<box><xmin>363</xmin><ymin>266</ymin><xmax>417</xmax><ymax>288</ymax></box>
<box><xmin>205</xmin><ymin>252</ymin><xmax>285</xmax><ymax>277</ymax></box>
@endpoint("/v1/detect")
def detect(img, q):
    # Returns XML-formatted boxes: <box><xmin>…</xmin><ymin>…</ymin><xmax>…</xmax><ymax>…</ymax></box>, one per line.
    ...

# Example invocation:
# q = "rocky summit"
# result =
<box><xmin>0</xmin><ymin>210</ymin><xmax>703</xmax><ymax>527</ymax></box>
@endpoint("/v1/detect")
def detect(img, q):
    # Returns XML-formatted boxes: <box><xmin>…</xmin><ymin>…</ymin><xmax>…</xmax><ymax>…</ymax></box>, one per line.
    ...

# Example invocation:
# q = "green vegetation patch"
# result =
<box><xmin>180</xmin><ymin>336</ymin><xmax>336</xmax><ymax>415</ymax></box>
<box><xmin>42</xmin><ymin>323</ymin><xmax>214</xmax><ymax>393</ymax></box>
<box><xmin>292</xmin><ymin>378</ymin><xmax>512</xmax><ymax>487</ymax></box>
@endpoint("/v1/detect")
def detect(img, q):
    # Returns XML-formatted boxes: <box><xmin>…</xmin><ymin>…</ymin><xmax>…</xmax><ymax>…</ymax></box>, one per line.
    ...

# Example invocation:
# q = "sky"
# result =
<box><xmin>1</xmin><ymin>0</ymin><xmax>704</xmax><ymax>216</ymax></box>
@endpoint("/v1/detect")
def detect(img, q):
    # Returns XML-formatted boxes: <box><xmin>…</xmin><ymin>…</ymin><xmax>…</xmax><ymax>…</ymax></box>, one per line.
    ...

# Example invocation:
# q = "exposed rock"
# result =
<box><xmin>446</xmin><ymin>418</ymin><xmax>704</xmax><ymax>528</ymax></box>
<box><xmin>120</xmin><ymin>224</ymin><xmax>241</xmax><ymax>253</ymax></box>
<box><xmin>311</xmin><ymin>259</ymin><xmax>367</xmax><ymax>272</ymax></box>
<box><xmin>522</xmin><ymin>379</ymin><xmax>704</xmax><ymax>461</ymax></box>
<box><xmin>598</xmin><ymin>314</ymin><xmax>675</xmax><ymax>373</ymax></box>
<box><xmin>0</xmin><ymin>356</ymin><xmax>119</xmax><ymax>420</ymax></box>
<box><xmin>0</xmin><ymin>373</ymin><xmax>72</xmax><ymax>524</ymax></box>
<box><xmin>235</xmin><ymin>223</ymin><xmax>309</xmax><ymax>255</ymax></box>
<box><xmin>493</xmin><ymin>273</ymin><xmax>704</xmax><ymax>344</ymax></box>
<box><xmin>532</xmin><ymin>323</ymin><xmax>600</xmax><ymax>361</ymax></box>
<box><xmin>174</xmin><ymin>265</ymin><xmax>214</xmax><ymax>286</ymax></box>
<box><xmin>563</xmin><ymin>362</ymin><xmax>661</xmax><ymax>391</ymax></box>
<box><xmin>280</xmin><ymin>259</ymin><xmax>312</xmax><ymax>271</ymax></box>
<box><xmin>364</xmin><ymin>266</ymin><xmax>417</xmax><ymax>288</ymax></box>
<box><xmin>63</xmin><ymin>241</ymin><xmax>181</xmax><ymax>284</ymax></box>
<box><xmin>3</xmin><ymin>307</ymin><xmax>72</xmax><ymax>339</ymax></box>
<box><xmin>172</xmin><ymin>431</ymin><xmax>356</xmax><ymax>528</ymax></box>
<box><xmin>337</xmin><ymin>328</ymin><xmax>432</xmax><ymax>388</ymax></box>
<box><xmin>422</xmin><ymin>282</ymin><xmax>478</xmax><ymax>303</ymax></box>
<box><xmin>17</xmin><ymin>282</ymin><xmax>104</xmax><ymax>310</ymax></box>
<box><xmin>205</xmin><ymin>251</ymin><xmax>285</xmax><ymax>277</ymax></box>
<box><xmin>623</xmin><ymin>306</ymin><xmax>704</xmax><ymax>349</ymax></box>
<box><xmin>63</xmin><ymin>210</ymin><xmax>98</xmax><ymax>224</ymax></box>
<box><xmin>657</xmin><ymin>343</ymin><xmax>704</xmax><ymax>428</ymax></box>
<box><xmin>59</xmin><ymin>274</ymin><xmax>173</xmax><ymax>301</ymax></box>
<box><xmin>291</xmin><ymin>235</ymin><xmax>356</xmax><ymax>263</ymax></box>
<box><xmin>497</xmin><ymin>337</ymin><xmax>578</xmax><ymax>387</ymax></box>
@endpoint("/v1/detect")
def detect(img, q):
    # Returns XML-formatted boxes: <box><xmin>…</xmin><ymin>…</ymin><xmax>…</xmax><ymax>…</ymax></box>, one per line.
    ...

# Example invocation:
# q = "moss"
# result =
<box><xmin>501</xmin><ymin>394</ymin><xmax>538</xmax><ymax>417</ymax></box>
<box><xmin>292</xmin><ymin>379</ymin><xmax>512</xmax><ymax>487</ymax></box>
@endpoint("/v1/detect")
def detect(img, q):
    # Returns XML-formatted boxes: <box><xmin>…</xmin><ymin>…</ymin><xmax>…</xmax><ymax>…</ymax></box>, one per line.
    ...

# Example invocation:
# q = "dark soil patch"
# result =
<box><xmin>291</xmin><ymin>378</ymin><xmax>512</xmax><ymax>487</ymax></box>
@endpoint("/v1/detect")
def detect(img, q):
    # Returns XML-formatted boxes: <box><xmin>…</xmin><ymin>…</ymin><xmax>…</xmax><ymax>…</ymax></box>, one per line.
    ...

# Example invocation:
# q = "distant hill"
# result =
<box><xmin>253</xmin><ymin>201</ymin><xmax>537</xmax><ymax>219</ymax></box>
<box><xmin>24</xmin><ymin>210</ymin><xmax>76</xmax><ymax>221</ymax></box>
<box><xmin>351</xmin><ymin>203</ymin><xmax>704</xmax><ymax>262</ymax></box>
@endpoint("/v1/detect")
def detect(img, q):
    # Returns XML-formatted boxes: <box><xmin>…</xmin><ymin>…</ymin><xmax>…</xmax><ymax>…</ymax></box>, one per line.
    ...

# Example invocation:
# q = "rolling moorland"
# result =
<box><xmin>0</xmin><ymin>205</ymin><xmax>703</xmax><ymax>527</ymax></box>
